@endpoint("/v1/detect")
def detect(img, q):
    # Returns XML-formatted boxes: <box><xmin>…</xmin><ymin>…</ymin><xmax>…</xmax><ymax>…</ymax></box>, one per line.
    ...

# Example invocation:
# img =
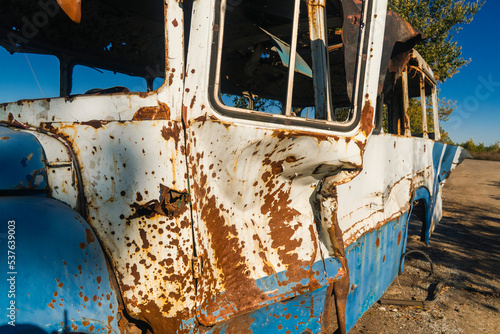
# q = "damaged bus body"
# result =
<box><xmin>0</xmin><ymin>0</ymin><xmax>467</xmax><ymax>333</ymax></box>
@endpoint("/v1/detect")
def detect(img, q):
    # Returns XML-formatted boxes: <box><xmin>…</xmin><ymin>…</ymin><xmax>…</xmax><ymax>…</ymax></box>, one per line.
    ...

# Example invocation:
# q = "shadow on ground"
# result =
<box><xmin>409</xmin><ymin>203</ymin><xmax>500</xmax><ymax>296</ymax></box>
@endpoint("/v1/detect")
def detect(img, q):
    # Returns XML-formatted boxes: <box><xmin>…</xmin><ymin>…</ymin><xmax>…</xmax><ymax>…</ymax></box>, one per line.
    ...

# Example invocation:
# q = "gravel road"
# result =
<box><xmin>351</xmin><ymin>159</ymin><xmax>500</xmax><ymax>334</ymax></box>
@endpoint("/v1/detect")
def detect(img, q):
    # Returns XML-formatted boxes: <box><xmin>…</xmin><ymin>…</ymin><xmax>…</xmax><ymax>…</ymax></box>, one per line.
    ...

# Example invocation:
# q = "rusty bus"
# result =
<box><xmin>0</xmin><ymin>0</ymin><xmax>468</xmax><ymax>333</ymax></box>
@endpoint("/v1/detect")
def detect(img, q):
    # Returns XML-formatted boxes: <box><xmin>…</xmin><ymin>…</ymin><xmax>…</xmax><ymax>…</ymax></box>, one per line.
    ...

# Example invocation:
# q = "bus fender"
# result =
<box><xmin>0</xmin><ymin>196</ymin><xmax>122</xmax><ymax>333</ymax></box>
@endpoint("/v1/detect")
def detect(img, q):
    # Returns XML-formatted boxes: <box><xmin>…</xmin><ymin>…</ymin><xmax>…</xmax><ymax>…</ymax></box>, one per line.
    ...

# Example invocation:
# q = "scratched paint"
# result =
<box><xmin>206</xmin><ymin>285</ymin><xmax>331</xmax><ymax>334</ymax></box>
<box><xmin>335</xmin><ymin>135</ymin><xmax>466</xmax><ymax>248</ymax></box>
<box><xmin>41</xmin><ymin>120</ymin><xmax>196</xmax><ymax>333</ymax></box>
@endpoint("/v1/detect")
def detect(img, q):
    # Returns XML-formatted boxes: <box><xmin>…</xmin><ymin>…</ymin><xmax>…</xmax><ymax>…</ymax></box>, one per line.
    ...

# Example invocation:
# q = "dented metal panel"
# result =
<box><xmin>332</xmin><ymin>135</ymin><xmax>466</xmax><ymax>332</ymax></box>
<box><xmin>344</xmin><ymin>212</ymin><xmax>410</xmax><ymax>332</ymax></box>
<box><xmin>183</xmin><ymin>0</ymin><xmax>389</xmax><ymax>329</ymax></box>
<box><xmin>336</xmin><ymin>136</ymin><xmax>465</xmax><ymax>247</ymax></box>
<box><xmin>1</xmin><ymin>99</ymin><xmax>195</xmax><ymax>334</ymax></box>
<box><xmin>205</xmin><ymin>285</ymin><xmax>333</xmax><ymax>334</ymax></box>
<box><xmin>185</xmin><ymin>120</ymin><xmax>352</xmax><ymax>325</ymax></box>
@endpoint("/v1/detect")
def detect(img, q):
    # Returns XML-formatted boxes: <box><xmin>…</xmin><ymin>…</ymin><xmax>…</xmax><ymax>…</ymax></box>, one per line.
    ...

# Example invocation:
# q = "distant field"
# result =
<box><xmin>470</xmin><ymin>151</ymin><xmax>500</xmax><ymax>161</ymax></box>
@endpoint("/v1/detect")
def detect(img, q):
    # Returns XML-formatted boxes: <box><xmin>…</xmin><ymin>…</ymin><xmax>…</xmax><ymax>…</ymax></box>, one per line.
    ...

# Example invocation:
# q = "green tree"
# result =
<box><xmin>389</xmin><ymin>1</ymin><xmax>483</xmax><ymax>141</ymax></box>
<box><xmin>407</xmin><ymin>95</ymin><xmax>455</xmax><ymax>140</ymax></box>
<box><xmin>461</xmin><ymin>138</ymin><xmax>477</xmax><ymax>151</ymax></box>
<box><xmin>388</xmin><ymin>0</ymin><xmax>483</xmax><ymax>83</ymax></box>
<box><xmin>487</xmin><ymin>142</ymin><xmax>500</xmax><ymax>153</ymax></box>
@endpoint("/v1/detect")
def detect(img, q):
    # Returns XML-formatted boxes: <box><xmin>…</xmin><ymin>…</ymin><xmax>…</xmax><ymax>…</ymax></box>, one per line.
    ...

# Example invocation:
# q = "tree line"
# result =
<box><xmin>452</xmin><ymin>138</ymin><xmax>500</xmax><ymax>161</ymax></box>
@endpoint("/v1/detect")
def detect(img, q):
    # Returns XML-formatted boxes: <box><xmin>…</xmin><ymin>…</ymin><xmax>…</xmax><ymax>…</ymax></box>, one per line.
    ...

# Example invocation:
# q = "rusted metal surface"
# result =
<box><xmin>315</xmin><ymin>182</ymin><xmax>351</xmax><ymax>334</ymax></box>
<box><xmin>42</xmin><ymin>119</ymin><xmax>195</xmax><ymax>333</ymax></box>
<box><xmin>432</xmin><ymin>86</ymin><xmax>441</xmax><ymax>141</ymax></box>
<box><xmin>133</xmin><ymin>102</ymin><xmax>171</xmax><ymax>121</ymax></box>
<box><xmin>420</xmin><ymin>74</ymin><xmax>429</xmax><ymax>138</ymax></box>
<box><xmin>337</xmin><ymin>136</ymin><xmax>465</xmax><ymax>248</ymax></box>
<box><xmin>0</xmin><ymin>0</ymin><xmax>468</xmax><ymax>333</ymax></box>
<box><xmin>381</xmin><ymin>11</ymin><xmax>425</xmax><ymax>92</ymax></box>
<box><xmin>26</xmin><ymin>130</ymin><xmax>81</xmax><ymax>210</ymax></box>
<box><xmin>0</xmin><ymin>0</ymin><xmax>190</xmax><ymax>331</ymax></box>
<box><xmin>0</xmin><ymin>99</ymin><xmax>195</xmax><ymax>332</ymax></box>
<box><xmin>185</xmin><ymin>119</ymin><xmax>351</xmax><ymax>325</ymax></box>
<box><xmin>401</xmin><ymin>71</ymin><xmax>412</xmax><ymax>136</ymax></box>
<box><xmin>334</xmin><ymin>132</ymin><xmax>466</xmax><ymax>332</ymax></box>
<box><xmin>184</xmin><ymin>0</ymin><xmax>390</xmax><ymax>328</ymax></box>
<box><xmin>343</xmin><ymin>211</ymin><xmax>411</xmax><ymax>331</ymax></box>
<box><xmin>342</xmin><ymin>0</ymin><xmax>363</xmax><ymax>102</ymax></box>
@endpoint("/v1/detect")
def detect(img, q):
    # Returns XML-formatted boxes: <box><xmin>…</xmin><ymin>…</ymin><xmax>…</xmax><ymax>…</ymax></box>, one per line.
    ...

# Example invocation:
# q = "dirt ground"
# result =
<box><xmin>351</xmin><ymin>159</ymin><xmax>500</xmax><ymax>334</ymax></box>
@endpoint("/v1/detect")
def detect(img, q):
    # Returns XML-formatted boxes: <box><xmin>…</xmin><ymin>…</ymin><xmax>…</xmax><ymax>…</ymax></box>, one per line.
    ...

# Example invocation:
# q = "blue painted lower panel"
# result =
<box><xmin>344</xmin><ymin>212</ymin><xmax>409</xmax><ymax>332</ymax></box>
<box><xmin>198</xmin><ymin>256</ymin><xmax>343</xmax><ymax>325</ymax></box>
<box><xmin>205</xmin><ymin>285</ymin><xmax>330</xmax><ymax>334</ymax></box>
<box><xmin>194</xmin><ymin>257</ymin><xmax>343</xmax><ymax>334</ymax></box>
<box><xmin>0</xmin><ymin>196</ymin><xmax>121</xmax><ymax>334</ymax></box>
<box><xmin>191</xmin><ymin>213</ymin><xmax>410</xmax><ymax>334</ymax></box>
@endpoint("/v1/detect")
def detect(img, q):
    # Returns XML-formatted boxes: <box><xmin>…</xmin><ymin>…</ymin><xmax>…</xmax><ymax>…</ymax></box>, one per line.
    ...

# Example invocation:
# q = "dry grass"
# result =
<box><xmin>470</xmin><ymin>151</ymin><xmax>500</xmax><ymax>161</ymax></box>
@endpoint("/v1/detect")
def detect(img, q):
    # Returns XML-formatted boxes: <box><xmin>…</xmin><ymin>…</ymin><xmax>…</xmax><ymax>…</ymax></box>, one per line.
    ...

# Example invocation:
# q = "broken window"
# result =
<box><xmin>381</xmin><ymin>50</ymin><xmax>440</xmax><ymax>140</ymax></box>
<box><xmin>0</xmin><ymin>0</ymin><xmax>165</xmax><ymax>100</ymax></box>
<box><xmin>0</xmin><ymin>51</ymin><xmax>60</xmax><ymax>102</ymax></box>
<box><xmin>214</xmin><ymin>0</ymin><xmax>354</xmax><ymax>125</ymax></box>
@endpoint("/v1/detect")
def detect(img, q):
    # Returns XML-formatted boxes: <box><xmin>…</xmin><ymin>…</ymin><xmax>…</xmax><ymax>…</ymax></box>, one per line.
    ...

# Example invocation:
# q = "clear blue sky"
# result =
<box><xmin>439</xmin><ymin>0</ymin><xmax>500</xmax><ymax>145</ymax></box>
<box><xmin>0</xmin><ymin>1</ymin><xmax>498</xmax><ymax>145</ymax></box>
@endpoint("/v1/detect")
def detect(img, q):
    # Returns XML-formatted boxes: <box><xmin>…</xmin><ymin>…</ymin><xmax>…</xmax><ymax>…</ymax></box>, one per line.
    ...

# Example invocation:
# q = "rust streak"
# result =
<box><xmin>161</xmin><ymin>123</ymin><xmax>182</xmax><ymax>150</ymax></box>
<box><xmin>128</xmin><ymin>184</ymin><xmax>189</xmax><ymax>220</ymax></box>
<box><xmin>191</xmin><ymin>166</ymin><xmax>268</xmax><ymax>325</ymax></box>
<box><xmin>133</xmin><ymin>102</ymin><xmax>170</xmax><ymax>120</ymax></box>
<box><xmin>85</xmin><ymin>228</ymin><xmax>95</xmax><ymax>245</ymax></box>
<box><xmin>81</xmin><ymin>120</ymin><xmax>103</xmax><ymax>129</ymax></box>
<box><xmin>359</xmin><ymin>99</ymin><xmax>374</xmax><ymax>136</ymax></box>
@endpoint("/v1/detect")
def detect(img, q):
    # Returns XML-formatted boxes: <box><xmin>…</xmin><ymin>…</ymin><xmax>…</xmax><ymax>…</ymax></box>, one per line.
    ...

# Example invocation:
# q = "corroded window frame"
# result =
<box><xmin>208</xmin><ymin>0</ymin><xmax>371</xmax><ymax>132</ymax></box>
<box><xmin>402</xmin><ymin>50</ymin><xmax>441</xmax><ymax>140</ymax></box>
